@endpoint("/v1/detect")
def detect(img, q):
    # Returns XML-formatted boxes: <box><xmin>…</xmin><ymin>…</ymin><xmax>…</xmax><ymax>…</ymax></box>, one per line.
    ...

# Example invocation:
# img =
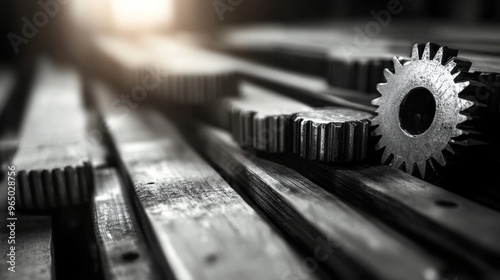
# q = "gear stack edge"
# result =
<box><xmin>291</xmin><ymin>107</ymin><xmax>373</xmax><ymax>163</ymax></box>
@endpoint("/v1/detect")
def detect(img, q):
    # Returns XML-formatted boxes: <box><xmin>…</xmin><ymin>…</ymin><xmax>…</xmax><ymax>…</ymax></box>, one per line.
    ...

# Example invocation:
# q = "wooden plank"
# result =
<box><xmin>93</xmin><ymin>168</ymin><xmax>163</xmax><ymax>280</ymax></box>
<box><xmin>12</xmin><ymin>59</ymin><xmax>92</xmax><ymax>211</ymax></box>
<box><xmin>261</xmin><ymin>152</ymin><xmax>500</xmax><ymax>275</ymax></box>
<box><xmin>0</xmin><ymin>88</ymin><xmax>54</xmax><ymax>280</ymax></box>
<box><xmin>0</xmin><ymin>169</ymin><xmax>53</xmax><ymax>280</ymax></box>
<box><xmin>0</xmin><ymin>214</ymin><xmax>53</xmax><ymax>280</ymax></box>
<box><xmin>184</xmin><ymin>122</ymin><xmax>451</xmax><ymax>280</ymax></box>
<box><xmin>92</xmin><ymin>81</ymin><xmax>320</xmax><ymax>280</ymax></box>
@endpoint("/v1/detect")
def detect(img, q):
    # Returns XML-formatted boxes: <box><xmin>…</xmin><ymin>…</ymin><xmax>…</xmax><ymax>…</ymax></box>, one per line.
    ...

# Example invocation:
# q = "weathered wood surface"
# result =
<box><xmin>182</xmin><ymin>121</ymin><xmax>452</xmax><ymax>280</ymax></box>
<box><xmin>92</xmin><ymin>81</ymin><xmax>319</xmax><ymax>280</ymax></box>
<box><xmin>12</xmin><ymin>59</ymin><xmax>92</xmax><ymax>211</ymax></box>
<box><xmin>86</xmin><ymin>110</ymin><xmax>109</xmax><ymax>169</ymax></box>
<box><xmin>0</xmin><ymin>177</ymin><xmax>53</xmax><ymax>280</ymax></box>
<box><xmin>262</xmin><ymin>153</ymin><xmax>500</xmax><ymax>275</ymax></box>
<box><xmin>93</xmin><ymin>168</ymin><xmax>163</xmax><ymax>280</ymax></box>
<box><xmin>0</xmin><ymin>215</ymin><xmax>53</xmax><ymax>280</ymax></box>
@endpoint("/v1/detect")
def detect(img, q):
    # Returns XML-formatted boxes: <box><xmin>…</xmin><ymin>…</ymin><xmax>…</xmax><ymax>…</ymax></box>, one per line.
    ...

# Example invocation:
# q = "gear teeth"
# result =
<box><xmin>452</xmin><ymin>128</ymin><xmax>464</xmax><ymax>138</ymax></box>
<box><xmin>291</xmin><ymin>107</ymin><xmax>373</xmax><ymax>163</ymax></box>
<box><xmin>393</xmin><ymin>57</ymin><xmax>404</xmax><ymax>73</ymax></box>
<box><xmin>433</xmin><ymin>47</ymin><xmax>444</xmax><ymax>64</ymax></box>
<box><xmin>458</xmin><ymin>98</ymin><xmax>474</xmax><ymax>111</ymax></box>
<box><xmin>458</xmin><ymin>114</ymin><xmax>469</xmax><ymax>123</ymax></box>
<box><xmin>16</xmin><ymin>162</ymin><xmax>93</xmax><ymax>212</ymax></box>
<box><xmin>376</xmin><ymin>83</ymin><xmax>388</xmax><ymax>94</ymax></box>
<box><xmin>413</xmin><ymin>42</ymin><xmax>458</xmax><ymax>65</ymax></box>
<box><xmin>434</xmin><ymin>152</ymin><xmax>447</xmax><ymax>167</ymax></box>
<box><xmin>380</xmin><ymin>146</ymin><xmax>391</xmax><ymax>164</ymax></box>
<box><xmin>411</xmin><ymin>44</ymin><xmax>420</xmax><ymax>61</ymax></box>
<box><xmin>407</xmin><ymin>162</ymin><xmax>415</xmax><ymax>175</ymax></box>
<box><xmin>392</xmin><ymin>155</ymin><xmax>405</xmax><ymax>169</ymax></box>
<box><xmin>444</xmin><ymin>61</ymin><xmax>457</xmax><ymax>73</ymax></box>
<box><xmin>383</xmin><ymin>68</ymin><xmax>393</xmax><ymax>82</ymax></box>
<box><xmin>445</xmin><ymin>58</ymin><xmax>472</xmax><ymax>75</ymax></box>
<box><xmin>444</xmin><ymin>145</ymin><xmax>455</xmax><ymax>155</ymax></box>
<box><xmin>451</xmin><ymin>58</ymin><xmax>472</xmax><ymax>74</ymax></box>
<box><xmin>455</xmin><ymin>81</ymin><xmax>470</xmax><ymax>94</ymax></box>
<box><xmin>422</xmin><ymin>43</ymin><xmax>432</xmax><ymax>61</ymax></box>
<box><xmin>373</xmin><ymin>42</ymin><xmax>491</xmax><ymax>181</ymax></box>
<box><xmin>417</xmin><ymin>162</ymin><xmax>426</xmax><ymax>178</ymax></box>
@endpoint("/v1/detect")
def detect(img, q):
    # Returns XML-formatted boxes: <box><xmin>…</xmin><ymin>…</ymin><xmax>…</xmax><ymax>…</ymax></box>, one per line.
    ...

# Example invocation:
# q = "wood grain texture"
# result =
<box><xmin>12</xmin><ymin>59</ymin><xmax>92</xmax><ymax>211</ymax></box>
<box><xmin>0</xmin><ymin>179</ymin><xmax>54</xmax><ymax>280</ymax></box>
<box><xmin>184</xmin><ymin>121</ymin><xmax>450</xmax><ymax>280</ymax></box>
<box><xmin>262</xmin><ymin>153</ymin><xmax>500</xmax><ymax>276</ymax></box>
<box><xmin>93</xmin><ymin>168</ymin><xmax>163</xmax><ymax>280</ymax></box>
<box><xmin>92</xmin><ymin>81</ymin><xmax>319</xmax><ymax>280</ymax></box>
<box><xmin>0</xmin><ymin>215</ymin><xmax>53</xmax><ymax>280</ymax></box>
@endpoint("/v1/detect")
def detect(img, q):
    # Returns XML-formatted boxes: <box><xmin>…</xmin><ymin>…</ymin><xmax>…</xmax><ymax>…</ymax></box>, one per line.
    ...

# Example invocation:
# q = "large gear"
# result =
<box><xmin>291</xmin><ymin>107</ymin><xmax>373</xmax><ymax>163</ymax></box>
<box><xmin>372</xmin><ymin>42</ymin><xmax>482</xmax><ymax>178</ymax></box>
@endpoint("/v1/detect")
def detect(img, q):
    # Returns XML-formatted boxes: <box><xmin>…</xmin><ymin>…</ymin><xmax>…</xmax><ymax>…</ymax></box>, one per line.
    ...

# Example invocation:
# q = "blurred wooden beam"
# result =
<box><xmin>93</xmin><ymin>168</ymin><xmax>163</xmax><ymax>280</ymax></box>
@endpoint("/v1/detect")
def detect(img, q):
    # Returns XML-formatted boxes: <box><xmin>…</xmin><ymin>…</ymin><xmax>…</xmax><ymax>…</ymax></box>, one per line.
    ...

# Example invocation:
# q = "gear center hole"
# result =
<box><xmin>399</xmin><ymin>87</ymin><xmax>436</xmax><ymax>136</ymax></box>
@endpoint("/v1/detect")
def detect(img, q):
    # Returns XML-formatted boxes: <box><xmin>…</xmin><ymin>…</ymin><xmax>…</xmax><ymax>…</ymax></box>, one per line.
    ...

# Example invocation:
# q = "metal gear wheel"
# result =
<box><xmin>372</xmin><ymin>42</ymin><xmax>478</xmax><ymax>178</ymax></box>
<box><xmin>291</xmin><ymin>107</ymin><xmax>373</xmax><ymax>163</ymax></box>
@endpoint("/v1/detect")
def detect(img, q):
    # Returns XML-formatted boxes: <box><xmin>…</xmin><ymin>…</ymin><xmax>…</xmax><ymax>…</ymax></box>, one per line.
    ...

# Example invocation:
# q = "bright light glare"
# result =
<box><xmin>110</xmin><ymin>0</ymin><xmax>173</xmax><ymax>31</ymax></box>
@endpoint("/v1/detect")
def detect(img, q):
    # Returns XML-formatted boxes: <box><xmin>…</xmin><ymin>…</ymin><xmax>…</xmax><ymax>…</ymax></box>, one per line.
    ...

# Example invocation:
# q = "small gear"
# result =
<box><xmin>291</xmin><ymin>107</ymin><xmax>373</xmax><ymax>163</ymax></box>
<box><xmin>372</xmin><ymin>42</ymin><xmax>486</xmax><ymax>178</ymax></box>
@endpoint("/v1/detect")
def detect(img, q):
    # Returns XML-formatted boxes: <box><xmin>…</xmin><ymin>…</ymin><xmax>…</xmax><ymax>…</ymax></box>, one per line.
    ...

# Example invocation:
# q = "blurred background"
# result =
<box><xmin>1</xmin><ymin>0</ymin><xmax>500</xmax><ymax>64</ymax></box>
